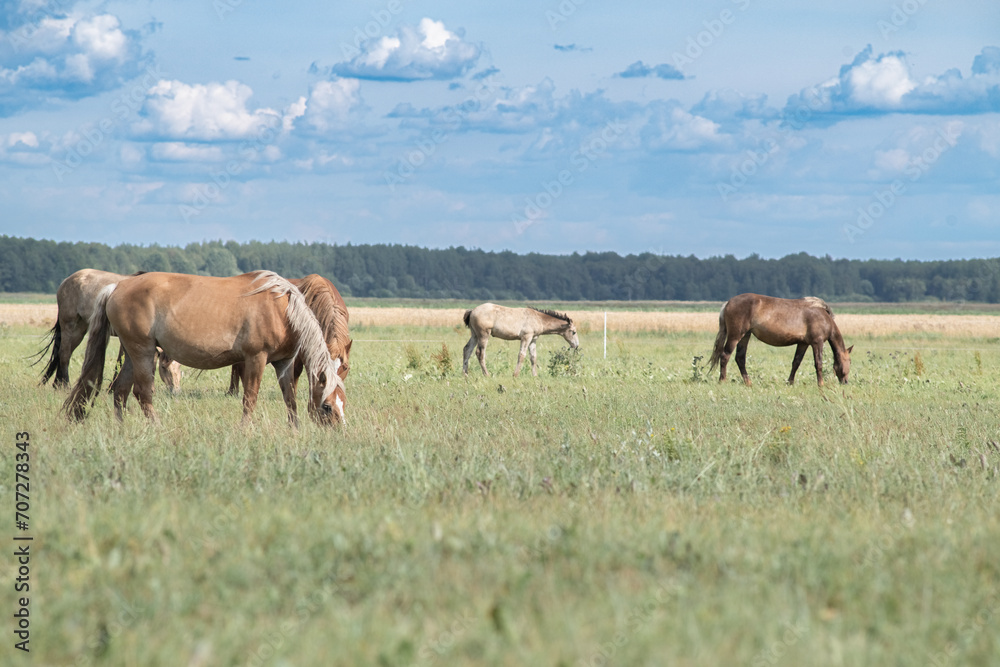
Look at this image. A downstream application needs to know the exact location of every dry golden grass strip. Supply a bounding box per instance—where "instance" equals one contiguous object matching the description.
[0,304,57,327]
[350,307,1000,337]
[5,304,1000,337]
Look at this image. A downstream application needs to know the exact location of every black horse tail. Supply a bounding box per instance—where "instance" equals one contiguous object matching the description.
[35,321,62,386]
[463,309,472,328]
[63,286,115,421]
[707,302,728,372]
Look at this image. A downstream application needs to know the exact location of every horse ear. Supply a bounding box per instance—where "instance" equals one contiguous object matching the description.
[847,345,854,353]
[344,339,353,354]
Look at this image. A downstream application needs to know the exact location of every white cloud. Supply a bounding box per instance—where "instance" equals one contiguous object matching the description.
[72,14,128,61]
[787,46,1000,120]
[293,78,363,134]
[0,10,148,115]
[0,129,52,165]
[149,142,224,162]
[332,18,480,81]
[133,80,281,141]
[844,53,914,107]
[641,104,725,151]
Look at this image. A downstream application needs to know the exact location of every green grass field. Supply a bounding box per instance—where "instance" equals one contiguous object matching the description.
[2,323,999,666]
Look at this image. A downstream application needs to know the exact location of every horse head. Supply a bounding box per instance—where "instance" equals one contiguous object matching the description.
[561,321,580,349]
[834,344,854,384]
[337,339,353,381]
[310,358,346,426]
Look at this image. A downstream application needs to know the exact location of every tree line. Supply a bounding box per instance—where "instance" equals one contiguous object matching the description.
[2,235,999,303]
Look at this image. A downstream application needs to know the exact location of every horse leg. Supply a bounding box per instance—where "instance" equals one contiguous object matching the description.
[111,350,134,421]
[528,338,538,377]
[477,335,490,377]
[462,334,477,376]
[57,317,86,388]
[735,332,753,386]
[156,349,181,395]
[514,338,530,377]
[718,330,743,382]
[239,354,267,423]
[130,347,159,422]
[812,343,825,386]
[227,363,243,396]
[273,358,298,427]
[787,343,808,385]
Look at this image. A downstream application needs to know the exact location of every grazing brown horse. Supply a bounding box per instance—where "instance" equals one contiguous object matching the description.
[226,274,351,396]
[63,271,345,426]
[36,269,180,392]
[708,293,852,386]
[462,304,579,377]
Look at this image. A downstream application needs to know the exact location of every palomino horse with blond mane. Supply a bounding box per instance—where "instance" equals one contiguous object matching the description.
[64,271,345,426]
[226,273,351,396]
[708,293,853,386]
[463,304,579,377]
[36,268,180,391]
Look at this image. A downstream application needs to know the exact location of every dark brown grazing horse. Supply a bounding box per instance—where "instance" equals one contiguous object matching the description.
[36,268,180,391]
[708,293,853,386]
[63,271,345,426]
[226,274,350,396]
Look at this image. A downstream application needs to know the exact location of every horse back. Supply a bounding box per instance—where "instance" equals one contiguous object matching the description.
[58,269,124,323]
[726,293,834,345]
[107,272,295,367]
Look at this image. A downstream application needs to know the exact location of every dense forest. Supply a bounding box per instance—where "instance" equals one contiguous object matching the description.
[2,236,999,302]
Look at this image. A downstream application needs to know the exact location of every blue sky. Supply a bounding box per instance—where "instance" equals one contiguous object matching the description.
[0,0,998,260]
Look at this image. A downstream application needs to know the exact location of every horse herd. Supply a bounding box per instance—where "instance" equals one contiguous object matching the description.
[36,269,853,428]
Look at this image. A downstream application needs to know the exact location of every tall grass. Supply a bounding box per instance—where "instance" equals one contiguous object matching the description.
[2,325,999,665]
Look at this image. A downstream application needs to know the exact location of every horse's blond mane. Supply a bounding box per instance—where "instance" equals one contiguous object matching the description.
[295,274,349,353]
[245,271,340,395]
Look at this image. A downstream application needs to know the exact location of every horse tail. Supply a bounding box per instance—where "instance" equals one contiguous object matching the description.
[35,320,62,385]
[463,309,472,328]
[708,302,728,372]
[63,285,115,421]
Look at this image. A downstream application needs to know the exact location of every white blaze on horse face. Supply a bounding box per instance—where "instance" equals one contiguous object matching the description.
[335,393,345,424]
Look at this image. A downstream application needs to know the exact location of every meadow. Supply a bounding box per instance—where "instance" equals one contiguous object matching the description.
[1,304,999,666]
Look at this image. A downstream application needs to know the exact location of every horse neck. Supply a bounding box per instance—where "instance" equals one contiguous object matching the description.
[535,312,568,334]
[827,321,847,359]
